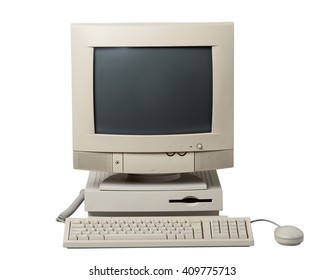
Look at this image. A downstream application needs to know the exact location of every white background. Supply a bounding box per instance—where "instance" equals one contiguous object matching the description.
[0,0,324,279]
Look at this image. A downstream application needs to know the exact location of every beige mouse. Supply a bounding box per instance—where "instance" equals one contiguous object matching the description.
[274,225,304,246]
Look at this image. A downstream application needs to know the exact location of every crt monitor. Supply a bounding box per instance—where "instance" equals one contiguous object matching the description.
[71,23,234,174]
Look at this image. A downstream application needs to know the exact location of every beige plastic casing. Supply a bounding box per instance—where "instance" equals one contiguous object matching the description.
[71,23,234,173]
[84,170,222,215]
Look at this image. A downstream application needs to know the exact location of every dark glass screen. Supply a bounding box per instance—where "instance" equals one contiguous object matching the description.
[94,47,212,135]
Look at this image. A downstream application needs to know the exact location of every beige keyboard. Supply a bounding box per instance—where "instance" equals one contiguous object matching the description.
[63,216,254,248]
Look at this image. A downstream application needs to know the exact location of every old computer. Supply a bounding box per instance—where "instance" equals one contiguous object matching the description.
[58,23,303,248]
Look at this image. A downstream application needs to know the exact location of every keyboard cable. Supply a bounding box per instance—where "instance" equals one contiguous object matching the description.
[56,189,85,223]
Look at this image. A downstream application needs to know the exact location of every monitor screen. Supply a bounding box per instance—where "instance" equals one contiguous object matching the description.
[93,47,212,135]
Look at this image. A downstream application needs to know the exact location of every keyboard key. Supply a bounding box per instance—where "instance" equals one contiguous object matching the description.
[105,233,166,240]
[89,234,104,240]
[78,235,89,240]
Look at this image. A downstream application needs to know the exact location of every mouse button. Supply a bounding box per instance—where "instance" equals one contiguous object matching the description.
[275,225,303,239]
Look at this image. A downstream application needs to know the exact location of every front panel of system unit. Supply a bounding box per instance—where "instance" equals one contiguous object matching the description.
[84,170,223,213]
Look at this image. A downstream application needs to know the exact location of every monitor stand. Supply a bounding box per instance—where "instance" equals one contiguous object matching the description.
[99,173,207,191]
[84,170,223,217]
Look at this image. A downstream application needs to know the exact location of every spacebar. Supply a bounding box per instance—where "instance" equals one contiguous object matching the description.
[105,234,167,240]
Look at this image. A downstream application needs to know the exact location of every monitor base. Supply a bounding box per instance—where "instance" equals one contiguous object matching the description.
[99,173,207,191]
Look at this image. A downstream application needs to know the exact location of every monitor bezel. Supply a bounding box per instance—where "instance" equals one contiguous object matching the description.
[71,23,233,153]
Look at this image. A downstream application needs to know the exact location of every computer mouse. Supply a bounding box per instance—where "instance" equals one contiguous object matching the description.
[274,225,304,246]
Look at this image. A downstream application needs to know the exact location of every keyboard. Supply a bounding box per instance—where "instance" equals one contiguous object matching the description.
[63,216,254,248]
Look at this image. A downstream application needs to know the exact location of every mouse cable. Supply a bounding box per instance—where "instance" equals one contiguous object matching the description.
[251,219,280,227]
[56,189,85,223]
